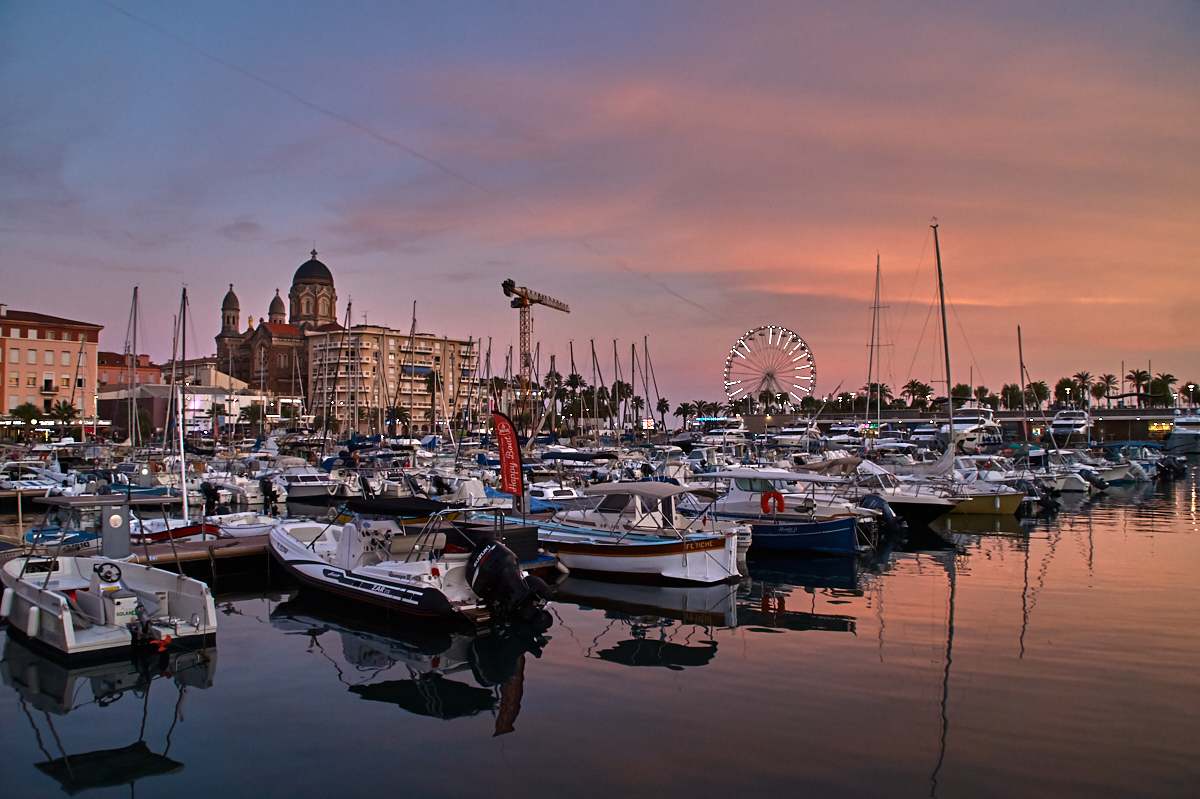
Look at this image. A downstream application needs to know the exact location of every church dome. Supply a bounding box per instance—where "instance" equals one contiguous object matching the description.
[294,249,333,283]
[222,284,240,311]
[269,289,286,317]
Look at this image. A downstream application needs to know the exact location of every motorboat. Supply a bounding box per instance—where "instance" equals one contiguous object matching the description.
[269,464,362,505]
[1048,411,1090,443]
[204,510,282,538]
[938,409,1004,453]
[1165,413,1200,455]
[268,503,550,627]
[531,482,743,584]
[1,553,218,661]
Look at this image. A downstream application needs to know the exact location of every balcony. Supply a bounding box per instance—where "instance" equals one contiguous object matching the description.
[40,380,58,395]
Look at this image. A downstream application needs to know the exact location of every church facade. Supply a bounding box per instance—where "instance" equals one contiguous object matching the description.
[215,250,341,399]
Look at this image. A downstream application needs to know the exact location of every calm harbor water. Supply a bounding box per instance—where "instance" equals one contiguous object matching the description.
[2,468,1198,798]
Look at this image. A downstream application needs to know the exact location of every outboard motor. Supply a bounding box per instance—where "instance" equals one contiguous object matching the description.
[1079,468,1108,491]
[200,481,221,516]
[1016,479,1059,513]
[858,493,906,538]
[259,478,280,513]
[1156,457,1187,480]
[1033,477,1061,499]
[466,538,553,626]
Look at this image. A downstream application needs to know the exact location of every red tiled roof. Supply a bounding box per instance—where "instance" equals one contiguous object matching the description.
[2,309,102,328]
[259,322,302,336]
[313,322,344,332]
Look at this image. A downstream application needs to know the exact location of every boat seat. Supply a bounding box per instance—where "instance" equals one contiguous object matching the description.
[389,532,447,556]
[65,593,97,628]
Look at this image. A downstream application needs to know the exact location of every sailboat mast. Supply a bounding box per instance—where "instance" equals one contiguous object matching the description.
[866,255,878,444]
[1017,325,1029,443]
[932,224,953,452]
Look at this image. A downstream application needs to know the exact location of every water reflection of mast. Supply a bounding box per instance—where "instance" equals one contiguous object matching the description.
[930,549,957,798]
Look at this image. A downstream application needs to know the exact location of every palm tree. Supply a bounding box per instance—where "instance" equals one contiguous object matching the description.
[656,397,670,431]
[1156,373,1178,407]
[387,405,410,437]
[48,399,80,436]
[1025,381,1050,410]
[973,385,990,406]
[1096,374,1118,408]
[673,402,695,429]
[1072,372,1092,408]
[1000,384,1023,410]
[11,402,41,440]
[756,389,774,413]
[1054,377,1080,407]
[1126,369,1150,408]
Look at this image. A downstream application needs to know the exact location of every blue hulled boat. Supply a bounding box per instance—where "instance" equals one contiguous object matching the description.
[749,516,858,555]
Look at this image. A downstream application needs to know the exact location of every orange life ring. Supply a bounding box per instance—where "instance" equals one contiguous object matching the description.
[761,491,785,514]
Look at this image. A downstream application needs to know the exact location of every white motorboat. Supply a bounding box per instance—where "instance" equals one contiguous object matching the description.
[1165,413,1200,455]
[205,511,282,538]
[268,509,550,627]
[1,554,218,661]
[270,465,362,505]
[938,409,1004,453]
[532,482,742,584]
[1048,410,1090,442]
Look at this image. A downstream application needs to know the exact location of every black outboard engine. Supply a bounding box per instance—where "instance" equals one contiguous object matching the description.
[1016,478,1059,513]
[1079,468,1108,491]
[466,538,553,626]
[1155,457,1187,480]
[1033,477,1062,499]
[200,481,221,516]
[259,478,280,514]
[858,493,906,538]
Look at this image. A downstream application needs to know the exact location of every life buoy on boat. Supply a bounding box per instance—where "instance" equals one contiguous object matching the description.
[761,491,785,514]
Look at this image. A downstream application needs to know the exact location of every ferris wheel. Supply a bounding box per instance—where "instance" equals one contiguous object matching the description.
[724,325,816,408]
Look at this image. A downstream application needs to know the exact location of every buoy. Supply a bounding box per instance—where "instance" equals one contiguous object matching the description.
[761,491,785,514]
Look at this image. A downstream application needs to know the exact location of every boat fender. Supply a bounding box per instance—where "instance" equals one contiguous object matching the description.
[0,587,13,618]
[26,606,40,638]
[761,491,785,514]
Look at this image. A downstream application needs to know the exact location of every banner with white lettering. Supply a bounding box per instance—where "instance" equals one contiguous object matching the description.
[492,411,524,501]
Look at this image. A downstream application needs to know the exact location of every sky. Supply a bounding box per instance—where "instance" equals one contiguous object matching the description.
[2,1,1198,410]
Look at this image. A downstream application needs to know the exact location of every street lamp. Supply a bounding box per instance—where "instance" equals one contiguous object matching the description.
[1065,386,1072,408]
[1189,383,1196,407]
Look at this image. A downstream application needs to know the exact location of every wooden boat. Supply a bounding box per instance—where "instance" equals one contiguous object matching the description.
[531,482,742,584]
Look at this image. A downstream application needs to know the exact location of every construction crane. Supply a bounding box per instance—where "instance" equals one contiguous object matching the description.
[501,278,569,427]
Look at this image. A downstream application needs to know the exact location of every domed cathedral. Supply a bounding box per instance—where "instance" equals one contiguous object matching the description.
[215,251,342,399]
[288,250,338,331]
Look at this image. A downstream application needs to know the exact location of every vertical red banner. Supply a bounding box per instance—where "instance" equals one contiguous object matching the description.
[492,411,524,500]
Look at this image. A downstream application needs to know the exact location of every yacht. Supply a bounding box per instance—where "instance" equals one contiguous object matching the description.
[1048,410,1090,443]
[938,408,1004,453]
[1164,413,1200,455]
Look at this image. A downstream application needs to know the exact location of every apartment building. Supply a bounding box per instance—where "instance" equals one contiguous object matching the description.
[308,325,483,435]
[0,305,102,419]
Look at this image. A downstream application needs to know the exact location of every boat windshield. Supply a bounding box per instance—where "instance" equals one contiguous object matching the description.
[734,477,780,493]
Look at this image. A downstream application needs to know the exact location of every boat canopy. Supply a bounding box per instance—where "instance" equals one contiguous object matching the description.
[699,468,844,484]
[581,482,719,501]
[540,451,619,462]
[345,496,461,517]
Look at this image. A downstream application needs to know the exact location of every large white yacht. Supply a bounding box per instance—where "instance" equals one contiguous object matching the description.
[1165,413,1200,455]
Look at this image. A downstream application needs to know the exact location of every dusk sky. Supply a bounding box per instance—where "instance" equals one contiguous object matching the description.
[3,1,1198,409]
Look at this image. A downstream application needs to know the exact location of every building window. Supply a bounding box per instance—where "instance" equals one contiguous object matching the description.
[319,299,328,316]
[63,332,72,342]
[77,377,85,388]
[78,352,85,366]
[26,350,36,364]
[7,396,15,411]
[27,374,36,387]
[118,373,125,383]
[46,331,55,341]
[8,348,16,364]
[304,299,311,314]
[7,372,16,386]
[61,351,69,365]
[278,353,288,369]
[101,371,108,383]
[61,375,70,388]
[44,350,53,365]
